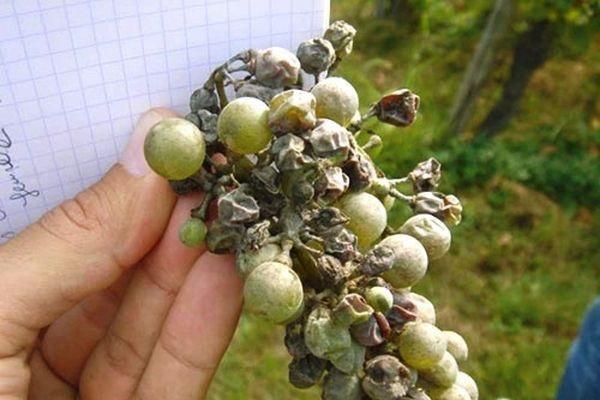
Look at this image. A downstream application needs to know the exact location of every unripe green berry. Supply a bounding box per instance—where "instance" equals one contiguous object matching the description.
[428,384,471,400]
[378,234,428,289]
[400,214,451,260]
[335,192,387,250]
[443,331,469,363]
[365,286,394,313]
[217,97,273,154]
[178,218,207,247]
[244,261,304,324]
[419,352,458,388]
[312,77,359,127]
[144,117,206,180]
[397,322,446,369]
[456,372,479,400]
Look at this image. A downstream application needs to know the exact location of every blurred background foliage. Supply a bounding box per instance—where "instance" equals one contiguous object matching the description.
[207,1,599,399]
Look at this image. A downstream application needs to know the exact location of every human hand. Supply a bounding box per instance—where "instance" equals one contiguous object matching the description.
[0,109,243,400]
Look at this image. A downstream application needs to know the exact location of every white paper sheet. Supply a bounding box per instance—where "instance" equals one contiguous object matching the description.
[0,0,330,239]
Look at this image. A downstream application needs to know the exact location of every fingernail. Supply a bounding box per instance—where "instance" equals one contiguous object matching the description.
[120,108,176,177]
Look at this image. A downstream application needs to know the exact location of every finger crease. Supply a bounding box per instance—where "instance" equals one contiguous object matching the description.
[140,267,179,299]
[159,336,216,373]
[103,329,146,379]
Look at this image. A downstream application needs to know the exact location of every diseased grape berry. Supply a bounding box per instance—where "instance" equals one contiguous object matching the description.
[296,37,336,75]
[397,322,447,369]
[269,89,317,134]
[428,384,471,400]
[312,77,359,127]
[217,97,272,154]
[335,192,387,250]
[254,47,301,88]
[455,372,479,400]
[178,218,207,247]
[419,351,459,388]
[400,214,452,260]
[370,234,429,289]
[243,262,304,324]
[145,19,476,400]
[443,331,469,363]
[144,117,206,180]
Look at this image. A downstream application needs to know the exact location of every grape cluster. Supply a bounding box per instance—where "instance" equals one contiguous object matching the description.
[143,20,478,400]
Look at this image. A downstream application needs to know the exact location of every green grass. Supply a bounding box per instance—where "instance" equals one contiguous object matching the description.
[207,2,599,399]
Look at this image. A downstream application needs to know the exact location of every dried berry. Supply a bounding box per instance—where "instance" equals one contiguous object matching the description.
[235,80,282,103]
[409,158,442,193]
[309,119,351,162]
[144,117,206,180]
[366,89,420,127]
[304,306,352,360]
[361,355,413,400]
[332,293,374,327]
[189,87,220,113]
[297,38,336,76]
[288,353,327,389]
[324,20,357,59]
[322,369,364,400]
[254,47,301,88]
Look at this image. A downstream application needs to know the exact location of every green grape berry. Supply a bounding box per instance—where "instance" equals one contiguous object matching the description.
[304,306,352,360]
[335,192,387,250]
[365,286,394,313]
[456,372,479,400]
[397,322,446,369]
[217,97,273,154]
[419,352,458,388]
[428,384,471,400]
[378,234,428,289]
[144,117,206,180]
[311,77,359,127]
[244,261,304,324]
[400,214,451,260]
[443,331,469,363]
[178,218,207,247]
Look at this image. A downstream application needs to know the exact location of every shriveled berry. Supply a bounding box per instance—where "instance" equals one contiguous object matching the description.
[332,293,373,327]
[443,331,469,363]
[269,89,317,133]
[361,355,413,400]
[144,117,206,180]
[329,339,366,374]
[288,354,327,389]
[304,306,352,360]
[244,262,304,324]
[419,352,458,388]
[393,292,437,325]
[178,218,207,247]
[455,372,479,400]
[397,322,446,369]
[217,97,272,154]
[400,214,451,260]
[254,47,301,88]
[312,77,359,127]
[309,119,351,162]
[235,80,281,103]
[379,234,428,288]
[324,20,357,58]
[335,192,387,250]
[428,384,471,400]
[322,369,364,400]
[296,38,336,75]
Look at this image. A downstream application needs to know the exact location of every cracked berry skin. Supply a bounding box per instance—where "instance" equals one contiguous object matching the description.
[217,97,273,154]
[244,261,304,324]
[144,117,206,180]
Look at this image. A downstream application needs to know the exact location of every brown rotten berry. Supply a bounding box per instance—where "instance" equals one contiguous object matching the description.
[366,89,420,127]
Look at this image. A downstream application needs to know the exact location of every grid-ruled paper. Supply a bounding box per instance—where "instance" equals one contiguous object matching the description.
[0,0,330,240]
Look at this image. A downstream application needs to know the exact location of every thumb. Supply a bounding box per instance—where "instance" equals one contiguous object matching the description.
[0,108,178,344]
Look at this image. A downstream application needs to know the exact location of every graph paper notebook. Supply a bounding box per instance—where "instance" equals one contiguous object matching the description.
[0,0,330,240]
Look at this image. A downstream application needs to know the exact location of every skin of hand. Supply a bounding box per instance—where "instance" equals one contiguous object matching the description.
[0,108,243,400]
